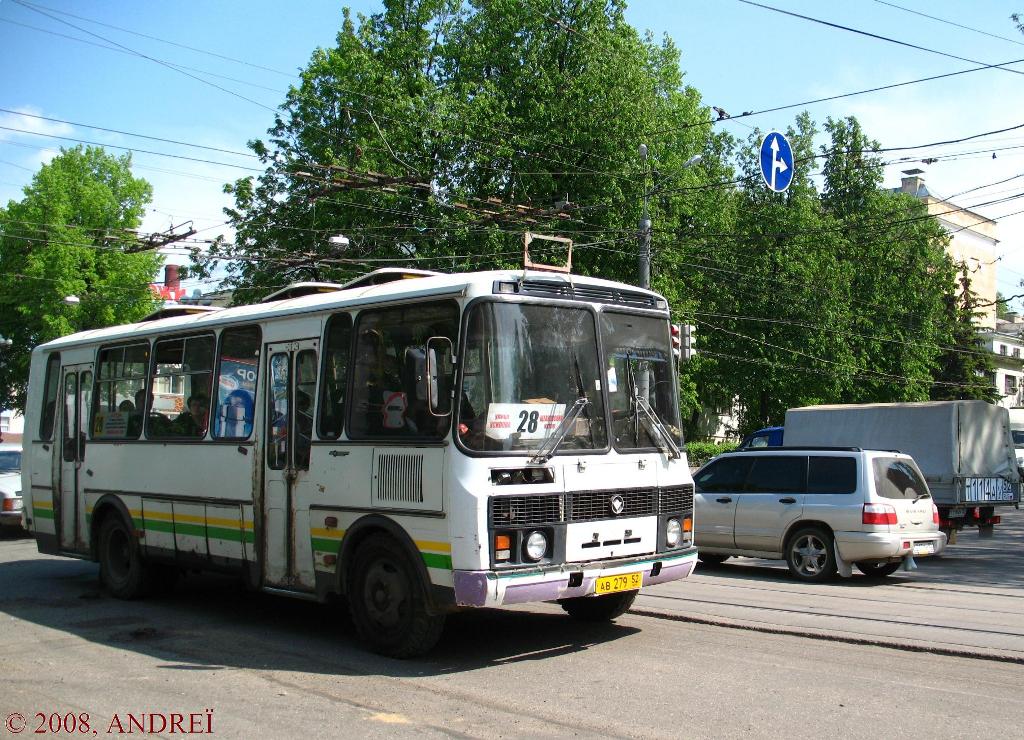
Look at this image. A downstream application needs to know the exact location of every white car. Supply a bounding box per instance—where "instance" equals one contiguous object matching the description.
[0,443,23,529]
[694,447,947,581]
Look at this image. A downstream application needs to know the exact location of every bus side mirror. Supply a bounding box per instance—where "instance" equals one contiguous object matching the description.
[425,336,454,417]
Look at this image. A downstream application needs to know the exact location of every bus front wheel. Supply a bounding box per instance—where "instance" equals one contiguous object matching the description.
[559,590,637,621]
[347,533,445,658]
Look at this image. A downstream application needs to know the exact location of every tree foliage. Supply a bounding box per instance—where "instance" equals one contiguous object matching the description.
[0,146,159,410]
[195,0,724,309]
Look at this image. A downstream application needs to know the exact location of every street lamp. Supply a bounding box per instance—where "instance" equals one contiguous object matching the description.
[63,295,80,305]
[637,149,703,290]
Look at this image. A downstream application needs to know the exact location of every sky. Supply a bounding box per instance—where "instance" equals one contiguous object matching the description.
[2,0,1024,306]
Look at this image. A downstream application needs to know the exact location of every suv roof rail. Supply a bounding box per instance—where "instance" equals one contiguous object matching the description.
[723,446,863,453]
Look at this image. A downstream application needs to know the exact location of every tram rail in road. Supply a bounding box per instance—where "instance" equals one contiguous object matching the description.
[635,512,1024,662]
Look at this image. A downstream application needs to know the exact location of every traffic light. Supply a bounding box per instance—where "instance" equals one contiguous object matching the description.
[671,323,682,361]
[681,323,696,361]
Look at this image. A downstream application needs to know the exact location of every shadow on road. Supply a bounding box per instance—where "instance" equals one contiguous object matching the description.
[0,548,639,677]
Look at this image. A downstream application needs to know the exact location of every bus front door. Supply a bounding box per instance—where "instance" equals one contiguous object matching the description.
[262,340,318,589]
[58,365,92,552]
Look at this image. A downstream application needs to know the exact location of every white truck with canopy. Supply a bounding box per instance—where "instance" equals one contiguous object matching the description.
[783,401,1020,539]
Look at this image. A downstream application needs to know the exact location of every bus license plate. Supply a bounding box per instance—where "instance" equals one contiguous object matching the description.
[912,542,935,556]
[594,572,642,595]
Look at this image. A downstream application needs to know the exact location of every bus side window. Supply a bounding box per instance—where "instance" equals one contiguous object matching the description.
[39,353,61,440]
[213,326,261,440]
[349,302,458,439]
[318,313,351,440]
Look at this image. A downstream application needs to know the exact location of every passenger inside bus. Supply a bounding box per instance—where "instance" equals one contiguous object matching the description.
[173,394,209,437]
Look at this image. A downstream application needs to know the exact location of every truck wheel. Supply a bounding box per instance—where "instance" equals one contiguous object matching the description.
[855,561,901,579]
[347,533,445,658]
[559,590,637,621]
[785,527,837,582]
[98,515,155,599]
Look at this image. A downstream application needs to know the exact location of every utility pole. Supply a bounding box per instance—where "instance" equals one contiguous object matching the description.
[638,144,651,289]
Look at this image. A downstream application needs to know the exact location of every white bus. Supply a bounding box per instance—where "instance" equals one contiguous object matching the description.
[23,267,697,656]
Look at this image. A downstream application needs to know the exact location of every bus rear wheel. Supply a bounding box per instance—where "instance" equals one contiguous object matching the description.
[559,590,637,621]
[348,533,445,658]
[98,515,155,599]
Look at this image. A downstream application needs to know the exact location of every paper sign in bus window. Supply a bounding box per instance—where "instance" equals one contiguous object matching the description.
[485,402,566,441]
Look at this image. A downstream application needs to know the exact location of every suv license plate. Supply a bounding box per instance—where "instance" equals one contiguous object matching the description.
[947,507,965,518]
[595,572,642,595]
[912,542,935,556]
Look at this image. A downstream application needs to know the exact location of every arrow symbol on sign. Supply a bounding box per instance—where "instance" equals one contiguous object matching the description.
[769,135,788,192]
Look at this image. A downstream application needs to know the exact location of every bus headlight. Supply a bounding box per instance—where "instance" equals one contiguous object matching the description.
[666,518,682,548]
[524,530,548,561]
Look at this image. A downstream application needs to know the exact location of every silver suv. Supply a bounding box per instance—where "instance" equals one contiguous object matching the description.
[693,447,947,581]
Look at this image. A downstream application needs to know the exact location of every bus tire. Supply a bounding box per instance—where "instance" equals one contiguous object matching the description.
[98,515,155,599]
[559,590,637,621]
[347,533,445,658]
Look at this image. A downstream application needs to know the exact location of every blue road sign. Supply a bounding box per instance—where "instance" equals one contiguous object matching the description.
[759,132,794,193]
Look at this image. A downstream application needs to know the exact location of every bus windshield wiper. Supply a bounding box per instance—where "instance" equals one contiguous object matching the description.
[530,395,590,464]
[633,394,681,460]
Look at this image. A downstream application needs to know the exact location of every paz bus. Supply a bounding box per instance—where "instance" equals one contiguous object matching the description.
[22,266,697,657]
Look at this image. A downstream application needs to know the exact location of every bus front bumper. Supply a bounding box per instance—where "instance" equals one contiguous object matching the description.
[452,547,698,608]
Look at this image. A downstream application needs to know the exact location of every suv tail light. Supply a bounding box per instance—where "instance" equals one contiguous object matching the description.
[863,503,897,525]
[932,503,939,525]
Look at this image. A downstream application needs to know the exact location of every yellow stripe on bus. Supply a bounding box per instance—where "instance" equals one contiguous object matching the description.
[34,500,53,510]
[310,527,345,540]
[415,540,451,554]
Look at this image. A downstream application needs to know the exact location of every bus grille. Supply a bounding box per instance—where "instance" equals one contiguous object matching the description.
[490,495,563,527]
[567,488,657,522]
[659,484,694,513]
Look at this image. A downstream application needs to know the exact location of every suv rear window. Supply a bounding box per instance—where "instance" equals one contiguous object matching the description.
[807,456,856,494]
[872,457,930,500]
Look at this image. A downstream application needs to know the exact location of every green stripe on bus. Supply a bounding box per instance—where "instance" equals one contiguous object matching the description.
[421,552,452,570]
[34,508,54,520]
[173,521,206,538]
[311,537,342,554]
[143,518,175,534]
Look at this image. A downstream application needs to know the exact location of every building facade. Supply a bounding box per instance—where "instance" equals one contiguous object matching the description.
[980,316,1024,408]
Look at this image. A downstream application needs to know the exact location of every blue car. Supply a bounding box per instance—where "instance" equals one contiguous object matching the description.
[737,426,783,449]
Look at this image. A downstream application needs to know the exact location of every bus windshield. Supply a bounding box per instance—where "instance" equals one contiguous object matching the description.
[459,302,607,453]
[602,312,682,451]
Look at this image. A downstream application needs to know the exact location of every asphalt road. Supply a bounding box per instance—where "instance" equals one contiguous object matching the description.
[1,524,1022,739]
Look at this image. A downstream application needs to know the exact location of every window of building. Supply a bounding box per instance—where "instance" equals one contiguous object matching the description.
[1005,375,1018,396]
[92,344,149,439]
[349,301,458,439]
[1014,348,1021,358]
[147,334,214,439]
[1000,344,1008,355]
[318,313,352,440]
[212,326,261,440]
[39,353,61,440]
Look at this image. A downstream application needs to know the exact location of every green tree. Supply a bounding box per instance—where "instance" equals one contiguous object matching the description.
[194,0,727,308]
[0,146,159,410]
[820,116,956,404]
[930,265,998,402]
